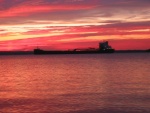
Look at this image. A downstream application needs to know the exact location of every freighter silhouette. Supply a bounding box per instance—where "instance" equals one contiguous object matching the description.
[34,41,115,54]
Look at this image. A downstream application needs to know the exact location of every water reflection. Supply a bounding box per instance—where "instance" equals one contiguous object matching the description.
[0,54,149,113]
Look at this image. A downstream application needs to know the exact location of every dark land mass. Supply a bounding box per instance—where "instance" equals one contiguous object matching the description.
[33,49,115,55]
[67,108,150,113]
[115,49,150,53]
[0,51,33,55]
[0,49,149,55]
[0,41,149,55]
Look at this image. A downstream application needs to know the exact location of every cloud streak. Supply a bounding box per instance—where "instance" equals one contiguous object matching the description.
[0,0,150,51]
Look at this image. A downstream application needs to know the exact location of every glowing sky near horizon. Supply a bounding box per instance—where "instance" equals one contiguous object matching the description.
[0,0,150,51]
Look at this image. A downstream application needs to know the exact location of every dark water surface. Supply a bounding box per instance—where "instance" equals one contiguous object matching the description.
[0,53,149,113]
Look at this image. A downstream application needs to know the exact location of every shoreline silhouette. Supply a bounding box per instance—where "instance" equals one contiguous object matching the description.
[0,49,149,55]
[0,41,149,55]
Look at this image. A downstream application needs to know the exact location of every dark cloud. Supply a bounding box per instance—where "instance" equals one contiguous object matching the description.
[101,21,150,29]
[0,29,5,32]
[99,0,150,7]
[0,0,149,25]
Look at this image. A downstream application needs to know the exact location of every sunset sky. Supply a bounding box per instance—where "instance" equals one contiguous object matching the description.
[0,0,150,51]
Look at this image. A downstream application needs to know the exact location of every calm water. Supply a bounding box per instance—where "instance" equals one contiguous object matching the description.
[0,53,149,113]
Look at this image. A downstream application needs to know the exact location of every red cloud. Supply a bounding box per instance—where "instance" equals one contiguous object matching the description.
[0,37,150,51]
[64,23,150,36]
[20,21,150,37]
[0,4,96,18]
[110,39,150,50]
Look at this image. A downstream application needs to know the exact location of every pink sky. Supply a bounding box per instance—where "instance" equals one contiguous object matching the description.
[0,0,150,51]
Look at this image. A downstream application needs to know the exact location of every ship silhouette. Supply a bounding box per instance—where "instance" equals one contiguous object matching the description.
[34,41,115,54]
